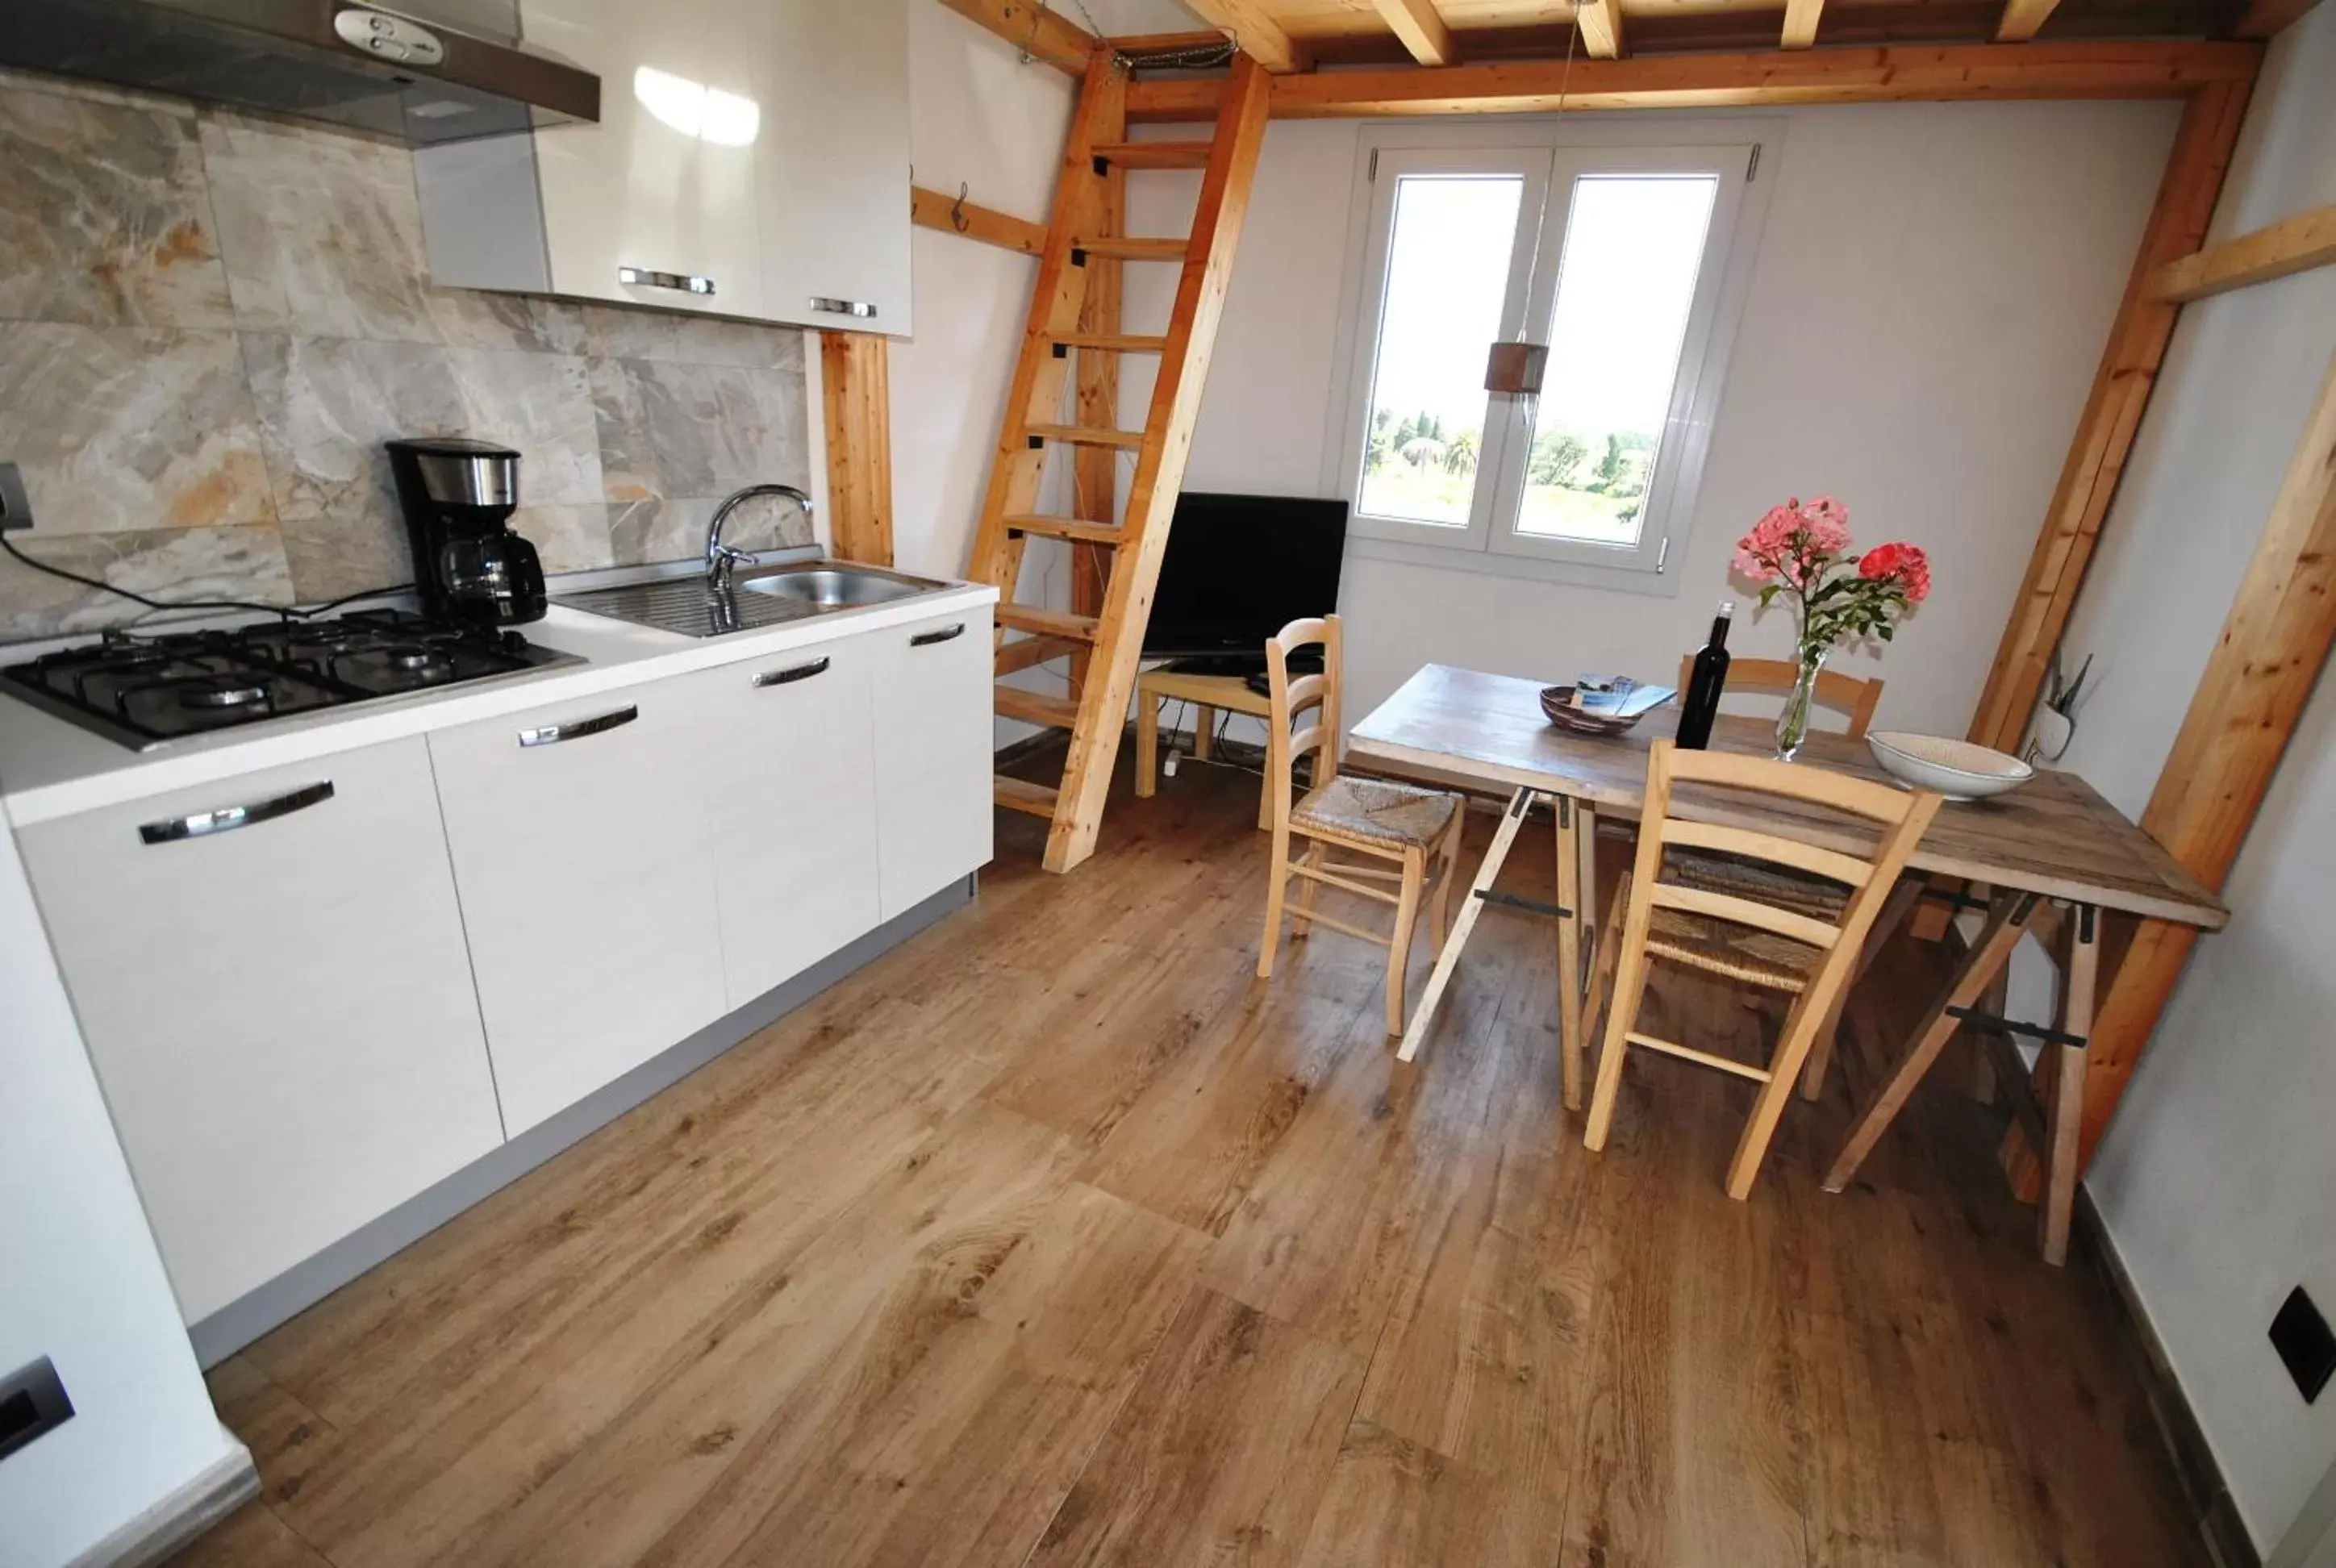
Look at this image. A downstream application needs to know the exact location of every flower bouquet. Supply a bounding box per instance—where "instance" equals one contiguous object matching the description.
[1731,496,1931,758]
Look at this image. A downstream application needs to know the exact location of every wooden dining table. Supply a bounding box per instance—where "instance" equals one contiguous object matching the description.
[1348,664,2229,1262]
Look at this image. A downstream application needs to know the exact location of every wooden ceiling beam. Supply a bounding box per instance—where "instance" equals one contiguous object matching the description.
[1782,0,1825,48]
[1994,0,2062,39]
[932,0,1095,74]
[1219,40,2257,119]
[2238,0,2324,32]
[2147,202,2336,302]
[1373,0,1458,66]
[1576,0,1627,57]
[1177,0,1312,71]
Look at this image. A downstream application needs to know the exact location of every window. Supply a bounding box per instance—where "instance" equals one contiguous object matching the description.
[1335,127,1770,590]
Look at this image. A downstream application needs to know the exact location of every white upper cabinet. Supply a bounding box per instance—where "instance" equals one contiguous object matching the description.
[19,739,505,1324]
[524,0,767,318]
[413,0,908,332]
[757,0,911,333]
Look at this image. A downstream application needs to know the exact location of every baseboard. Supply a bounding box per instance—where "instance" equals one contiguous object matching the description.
[188,875,975,1367]
[69,1434,257,1568]
[2074,1189,2260,1568]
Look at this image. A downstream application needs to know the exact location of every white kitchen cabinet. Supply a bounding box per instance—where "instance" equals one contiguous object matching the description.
[413,0,909,332]
[756,0,911,332]
[871,608,994,918]
[18,738,503,1324]
[688,632,882,1005]
[429,682,727,1136]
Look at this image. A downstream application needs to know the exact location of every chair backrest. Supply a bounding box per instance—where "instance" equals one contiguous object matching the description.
[1263,614,1342,830]
[1677,654,1883,739]
[1626,739,1941,996]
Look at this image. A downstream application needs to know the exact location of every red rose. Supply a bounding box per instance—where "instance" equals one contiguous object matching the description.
[1859,541,1931,603]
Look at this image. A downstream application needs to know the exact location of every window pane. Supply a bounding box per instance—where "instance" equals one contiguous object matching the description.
[1516,174,1718,544]
[1357,175,1523,528]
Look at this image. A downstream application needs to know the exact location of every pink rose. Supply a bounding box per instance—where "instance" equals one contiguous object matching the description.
[1859,540,1931,603]
[1800,494,1852,557]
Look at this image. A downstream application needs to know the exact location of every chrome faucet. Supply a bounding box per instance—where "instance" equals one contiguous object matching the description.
[705,483,814,589]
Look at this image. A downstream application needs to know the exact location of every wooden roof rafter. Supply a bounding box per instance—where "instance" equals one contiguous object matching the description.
[933,0,1095,73]
[1114,40,2260,122]
[1780,0,1824,48]
[1373,0,1458,65]
[1178,0,1313,71]
[1995,0,2063,41]
[1576,0,1626,56]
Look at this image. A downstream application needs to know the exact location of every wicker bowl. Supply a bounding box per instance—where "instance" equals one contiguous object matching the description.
[1540,685,1658,737]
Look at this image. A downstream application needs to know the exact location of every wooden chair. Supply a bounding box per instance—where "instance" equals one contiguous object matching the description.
[1675,655,1883,738]
[1582,740,1941,1199]
[1674,653,1890,1099]
[1256,615,1466,1037]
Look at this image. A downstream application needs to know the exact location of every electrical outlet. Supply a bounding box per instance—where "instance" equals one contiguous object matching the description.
[0,461,31,532]
[0,1357,73,1463]
[2271,1286,2335,1403]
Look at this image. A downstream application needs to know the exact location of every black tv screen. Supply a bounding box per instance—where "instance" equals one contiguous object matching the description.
[1141,492,1349,665]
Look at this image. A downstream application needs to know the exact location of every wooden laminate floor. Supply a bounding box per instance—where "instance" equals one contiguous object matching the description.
[177,755,2206,1568]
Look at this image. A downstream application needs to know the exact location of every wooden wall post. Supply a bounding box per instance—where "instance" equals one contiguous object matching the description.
[820,331,894,567]
[1964,78,2252,753]
[2058,351,2336,1170]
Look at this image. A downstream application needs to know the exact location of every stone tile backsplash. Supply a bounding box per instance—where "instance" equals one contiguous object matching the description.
[0,71,815,640]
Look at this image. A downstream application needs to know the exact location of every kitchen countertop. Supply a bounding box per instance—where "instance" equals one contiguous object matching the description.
[0,575,999,828]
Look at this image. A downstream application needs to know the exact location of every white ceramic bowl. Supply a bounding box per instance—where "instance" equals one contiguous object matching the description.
[1866,731,2034,802]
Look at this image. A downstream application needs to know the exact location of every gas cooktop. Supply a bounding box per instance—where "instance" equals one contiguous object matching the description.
[1,608,582,752]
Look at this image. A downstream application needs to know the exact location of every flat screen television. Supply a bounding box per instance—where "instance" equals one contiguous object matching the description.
[1141,492,1349,670]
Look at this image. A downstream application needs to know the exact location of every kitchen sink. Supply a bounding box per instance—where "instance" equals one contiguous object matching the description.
[553,562,949,638]
[736,568,928,608]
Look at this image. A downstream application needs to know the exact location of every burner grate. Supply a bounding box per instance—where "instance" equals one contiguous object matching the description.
[1,608,582,750]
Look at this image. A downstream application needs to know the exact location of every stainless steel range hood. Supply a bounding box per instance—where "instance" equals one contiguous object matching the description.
[0,0,599,145]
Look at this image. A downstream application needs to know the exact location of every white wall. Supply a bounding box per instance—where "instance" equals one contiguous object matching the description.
[1149,99,2180,736]
[894,32,2182,742]
[2052,6,2336,1553]
[0,824,244,1564]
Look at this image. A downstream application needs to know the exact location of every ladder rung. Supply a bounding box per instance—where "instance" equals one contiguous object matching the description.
[1049,333,1169,354]
[995,686,1082,729]
[1093,141,1212,169]
[995,633,1087,677]
[1006,514,1124,545]
[1025,423,1146,450]
[995,774,1061,818]
[996,603,1100,640]
[1074,236,1188,261]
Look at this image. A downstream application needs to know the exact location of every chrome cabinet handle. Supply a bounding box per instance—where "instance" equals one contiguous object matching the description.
[909,623,966,648]
[810,296,877,319]
[140,781,334,844]
[518,705,638,748]
[619,266,715,297]
[753,657,830,688]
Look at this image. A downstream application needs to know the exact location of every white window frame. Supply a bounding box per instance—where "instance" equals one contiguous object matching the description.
[1323,117,1781,598]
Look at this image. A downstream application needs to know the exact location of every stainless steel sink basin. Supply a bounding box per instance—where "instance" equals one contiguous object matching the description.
[736,568,927,608]
[553,562,949,638]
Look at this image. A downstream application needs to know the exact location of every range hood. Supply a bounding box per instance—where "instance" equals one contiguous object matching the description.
[0,0,599,145]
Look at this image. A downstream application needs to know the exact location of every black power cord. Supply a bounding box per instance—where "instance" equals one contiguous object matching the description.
[1,532,412,623]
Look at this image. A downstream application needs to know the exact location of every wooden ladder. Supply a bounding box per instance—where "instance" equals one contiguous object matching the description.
[970,49,1271,874]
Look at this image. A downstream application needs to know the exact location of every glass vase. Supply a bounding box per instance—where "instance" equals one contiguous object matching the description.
[1775,646,1826,761]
